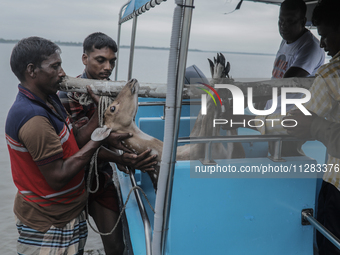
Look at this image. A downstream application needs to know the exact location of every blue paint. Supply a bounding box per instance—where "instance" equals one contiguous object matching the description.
[117,97,326,255]
[167,159,316,255]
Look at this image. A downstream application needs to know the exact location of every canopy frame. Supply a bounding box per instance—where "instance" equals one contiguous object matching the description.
[114,0,167,81]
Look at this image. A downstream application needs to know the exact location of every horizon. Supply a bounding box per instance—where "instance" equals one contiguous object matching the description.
[0,38,276,56]
[0,0,281,53]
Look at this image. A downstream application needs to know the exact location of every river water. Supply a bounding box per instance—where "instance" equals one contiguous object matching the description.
[0,42,275,253]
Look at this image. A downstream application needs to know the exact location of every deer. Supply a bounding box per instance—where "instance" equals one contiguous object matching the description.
[103,54,245,190]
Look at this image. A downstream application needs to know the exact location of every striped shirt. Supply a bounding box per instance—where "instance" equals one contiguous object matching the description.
[6,85,87,232]
[256,51,340,190]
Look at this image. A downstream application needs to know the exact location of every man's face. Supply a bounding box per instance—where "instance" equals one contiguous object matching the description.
[35,52,65,95]
[82,46,116,80]
[278,8,306,44]
[317,24,340,57]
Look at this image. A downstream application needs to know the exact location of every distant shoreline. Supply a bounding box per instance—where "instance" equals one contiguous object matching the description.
[0,38,275,57]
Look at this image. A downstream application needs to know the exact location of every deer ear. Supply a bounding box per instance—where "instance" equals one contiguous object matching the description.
[131,85,136,94]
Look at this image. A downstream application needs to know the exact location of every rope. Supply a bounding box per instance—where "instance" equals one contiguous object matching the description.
[86,148,100,194]
[76,93,93,106]
[87,96,112,194]
[87,185,155,236]
[98,96,113,127]
[86,96,154,236]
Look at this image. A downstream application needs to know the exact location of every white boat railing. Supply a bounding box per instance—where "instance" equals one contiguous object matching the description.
[179,134,306,163]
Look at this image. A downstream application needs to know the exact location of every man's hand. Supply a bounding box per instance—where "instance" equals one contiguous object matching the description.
[283,109,318,139]
[118,149,158,173]
[116,163,130,174]
[86,85,100,105]
[106,132,133,153]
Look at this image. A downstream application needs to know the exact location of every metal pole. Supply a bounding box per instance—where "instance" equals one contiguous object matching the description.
[115,2,130,81]
[115,20,121,81]
[178,135,306,144]
[202,141,214,164]
[161,1,194,254]
[128,15,138,80]
[302,211,340,251]
[268,140,285,162]
[129,170,152,255]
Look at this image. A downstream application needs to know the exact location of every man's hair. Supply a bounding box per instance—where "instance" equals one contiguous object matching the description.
[83,32,117,54]
[281,0,307,18]
[312,0,340,30]
[10,36,61,82]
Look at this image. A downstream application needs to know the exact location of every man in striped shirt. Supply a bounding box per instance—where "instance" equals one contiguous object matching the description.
[6,37,146,255]
[225,0,340,253]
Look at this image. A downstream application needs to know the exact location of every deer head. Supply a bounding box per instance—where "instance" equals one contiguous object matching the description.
[104,79,139,132]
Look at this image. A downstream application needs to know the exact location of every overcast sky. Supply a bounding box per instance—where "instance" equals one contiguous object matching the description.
[0,0,319,54]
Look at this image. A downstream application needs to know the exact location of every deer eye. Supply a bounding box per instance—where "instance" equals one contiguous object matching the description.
[110,106,116,112]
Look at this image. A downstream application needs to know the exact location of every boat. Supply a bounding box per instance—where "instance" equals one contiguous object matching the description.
[110,1,338,254]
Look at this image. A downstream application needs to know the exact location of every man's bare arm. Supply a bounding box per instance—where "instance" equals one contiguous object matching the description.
[283,66,310,78]
[38,132,132,191]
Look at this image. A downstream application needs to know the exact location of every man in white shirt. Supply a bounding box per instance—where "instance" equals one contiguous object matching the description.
[265,0,325,114]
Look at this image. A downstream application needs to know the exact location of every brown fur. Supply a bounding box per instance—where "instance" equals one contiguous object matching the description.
[104,78,244,190]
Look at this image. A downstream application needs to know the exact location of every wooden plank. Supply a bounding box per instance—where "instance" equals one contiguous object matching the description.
[59,75,315,99]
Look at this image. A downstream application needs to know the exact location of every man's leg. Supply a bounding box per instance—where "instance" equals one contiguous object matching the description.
[317,181,340,255]
[89,200,125,255]
[16,212,87,255]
